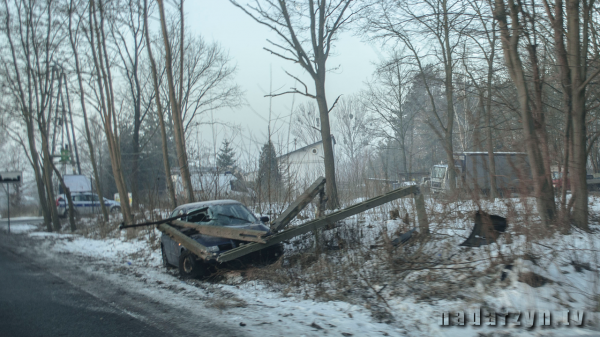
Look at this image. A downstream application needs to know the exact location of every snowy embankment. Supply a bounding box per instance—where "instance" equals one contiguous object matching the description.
[6,194,600,337]
[15,224,400,336]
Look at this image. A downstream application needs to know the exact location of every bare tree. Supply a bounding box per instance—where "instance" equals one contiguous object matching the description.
[461,0,500,199]
[110,0,147,212]
[67,0,109,221]
[88,0,134,225]
[0,0,65,231]
[168,34,243,134]
[155,0,194,203]
[363,52,416,181]
[362,0,473,191]
[492,0,556,226]
[144,0,177,208]
[231,0,360,209]
[291,102,322,147]
[332,95,371,198]
[541,0,598,229]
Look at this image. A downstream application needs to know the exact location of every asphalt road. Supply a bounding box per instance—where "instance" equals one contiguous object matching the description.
[0,247,166,337]
[0,233,247,337]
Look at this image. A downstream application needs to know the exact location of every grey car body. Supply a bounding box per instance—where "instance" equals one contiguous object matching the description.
[160,199,273,268]
[56,192,121,217]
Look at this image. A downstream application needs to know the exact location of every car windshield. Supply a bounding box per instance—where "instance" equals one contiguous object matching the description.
[432,167,446,179]
[207,204,257,226]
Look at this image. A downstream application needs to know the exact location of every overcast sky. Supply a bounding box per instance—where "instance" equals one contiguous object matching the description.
[184,1,383,158]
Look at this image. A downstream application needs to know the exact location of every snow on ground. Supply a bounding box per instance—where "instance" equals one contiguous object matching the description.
[0,223,39,234]
[24,229,402,336]
[7,193,600,337]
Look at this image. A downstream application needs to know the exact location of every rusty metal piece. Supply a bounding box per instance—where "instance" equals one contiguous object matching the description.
[171,219,268,243]
[459,211,507,247]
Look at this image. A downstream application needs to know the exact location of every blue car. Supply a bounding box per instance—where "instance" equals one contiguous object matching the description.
[161,199,283,278]
[56,192,121,217]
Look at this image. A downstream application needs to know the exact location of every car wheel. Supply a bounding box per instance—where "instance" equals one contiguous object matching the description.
[178,250,208,279]
[111,207,121,214]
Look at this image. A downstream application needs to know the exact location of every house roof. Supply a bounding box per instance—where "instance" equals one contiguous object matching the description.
[278,135,336,159]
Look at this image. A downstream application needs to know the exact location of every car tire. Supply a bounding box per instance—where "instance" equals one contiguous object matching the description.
[111,207,121,214]
[178,250,208,279]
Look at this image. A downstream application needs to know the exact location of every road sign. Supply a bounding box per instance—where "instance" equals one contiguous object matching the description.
[1,171,22,234]
[0,171,22,184]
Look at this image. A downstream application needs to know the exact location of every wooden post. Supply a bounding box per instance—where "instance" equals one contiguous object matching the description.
[171,220,268,243]
[314,187,326,252]
[157,223,211,260]
[414,191,429,235]
[217,185,418,263]
[271,177,326,232]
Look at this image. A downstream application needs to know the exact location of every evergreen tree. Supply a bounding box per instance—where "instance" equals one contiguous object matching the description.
[257,140,281,192]
[216,140,236,168]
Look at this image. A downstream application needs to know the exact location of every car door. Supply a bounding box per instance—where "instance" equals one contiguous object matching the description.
[90,194,101,214]
[71,194,83,214]
[80,194,92,215]
[168,209,186,263]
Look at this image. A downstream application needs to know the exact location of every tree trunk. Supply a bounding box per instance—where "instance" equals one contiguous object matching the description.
[493,0,556,226]
[156,0,195,204]
[41,134,61,232]
[27,118,52,231]
[443,0,457,191]
[67,6,109,221]
[484,90,498,200]
[131,95,141,212]
[315,79,339,209]
[567,0,588,230]
[51,163,76,232]
[144,0,177,209]
[89,0,133,225]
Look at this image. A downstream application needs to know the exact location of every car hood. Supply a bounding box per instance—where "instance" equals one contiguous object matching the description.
[191,222,270,248]
[104,199,120,206]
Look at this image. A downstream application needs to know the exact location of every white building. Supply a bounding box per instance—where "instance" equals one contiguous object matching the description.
[278,137,335,191]
[172,167,248,200]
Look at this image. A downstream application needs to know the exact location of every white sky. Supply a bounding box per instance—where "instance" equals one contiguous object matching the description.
[185,1,383,158]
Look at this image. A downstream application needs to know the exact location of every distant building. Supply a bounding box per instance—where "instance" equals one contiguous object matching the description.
[278,136,335,191]
[171,166,250,200]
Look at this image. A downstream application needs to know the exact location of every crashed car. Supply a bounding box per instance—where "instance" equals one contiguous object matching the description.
[160,199,283,278]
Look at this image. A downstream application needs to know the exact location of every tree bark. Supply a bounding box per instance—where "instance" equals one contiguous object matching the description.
[156,0,195,204]
[493,0,556,226]
[144,0,177,209]
[67,1,109,221]
[315,79,340,209]
[567,0,589,230]
[89,0,134,225]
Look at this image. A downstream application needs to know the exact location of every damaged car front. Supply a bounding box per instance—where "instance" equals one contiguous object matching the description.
[160,200,283,278]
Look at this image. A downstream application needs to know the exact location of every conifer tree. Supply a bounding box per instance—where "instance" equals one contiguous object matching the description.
[257,140,281,192]
[216,140,236,168]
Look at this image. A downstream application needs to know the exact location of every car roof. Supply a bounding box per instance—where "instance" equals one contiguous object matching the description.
[172,199,242,213]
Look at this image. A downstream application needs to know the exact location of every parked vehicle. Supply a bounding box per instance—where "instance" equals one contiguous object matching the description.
[430,152,531,196]
[56,192,121,217]
[552,171,570,191]
[160,199,282,278]
[587,173,600,191]
[60,175,92,194]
